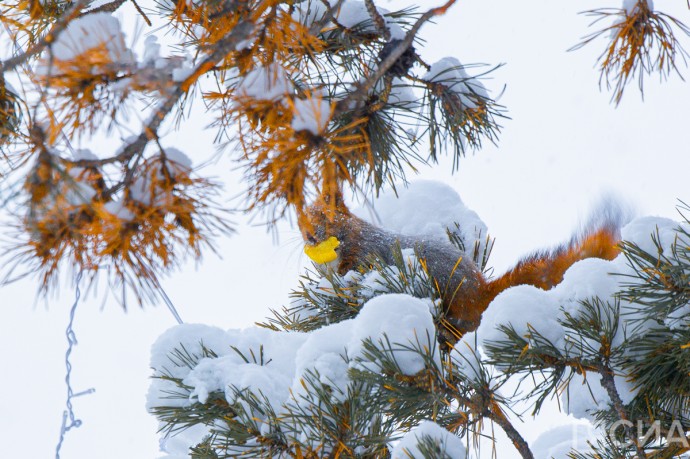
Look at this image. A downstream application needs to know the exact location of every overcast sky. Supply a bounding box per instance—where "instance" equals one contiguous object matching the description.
[1,0,688,457]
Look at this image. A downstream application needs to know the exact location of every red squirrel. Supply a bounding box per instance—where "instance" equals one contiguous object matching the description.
[298,192,623,342]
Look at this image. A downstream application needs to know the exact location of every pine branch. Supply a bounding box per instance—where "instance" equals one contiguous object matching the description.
[152,388,237,436]
[446,382,534,459]
[0,74,23,150]
[211,387,293,459]
[567,436,636,459]
[0,0,90,74]
[617,229,690,318]
[356,334,535,458]
[66,20,255,197]
[646,435,690,459]
[571,5,690,105]
[311,0,346,36]
[333,0,458,118]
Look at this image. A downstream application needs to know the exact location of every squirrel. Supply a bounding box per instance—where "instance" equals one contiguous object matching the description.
[298,191,625,343]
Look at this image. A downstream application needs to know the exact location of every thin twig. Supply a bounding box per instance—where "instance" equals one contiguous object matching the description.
[81,0,127,15]
[130,0,152,26]
[81,0,152,26]
[364,0,390,41]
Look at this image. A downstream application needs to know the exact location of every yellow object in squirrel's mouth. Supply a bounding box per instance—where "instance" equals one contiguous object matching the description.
[304,236,340,264]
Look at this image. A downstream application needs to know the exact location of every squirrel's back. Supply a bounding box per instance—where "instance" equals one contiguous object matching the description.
[351,216,487,326]
[299,195,629,342]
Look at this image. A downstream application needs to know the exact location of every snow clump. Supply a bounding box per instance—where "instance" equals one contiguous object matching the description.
[38,13,134,74]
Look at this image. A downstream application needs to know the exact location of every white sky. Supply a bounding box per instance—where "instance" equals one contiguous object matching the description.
[1,0,689,457]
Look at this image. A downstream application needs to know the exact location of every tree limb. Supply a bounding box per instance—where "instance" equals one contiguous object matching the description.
[486,401,535,459]
[598,363,647,458]
[442,379,534,459]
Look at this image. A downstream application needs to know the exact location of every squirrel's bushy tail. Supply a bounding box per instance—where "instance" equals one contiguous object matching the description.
[479,197,634,309]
